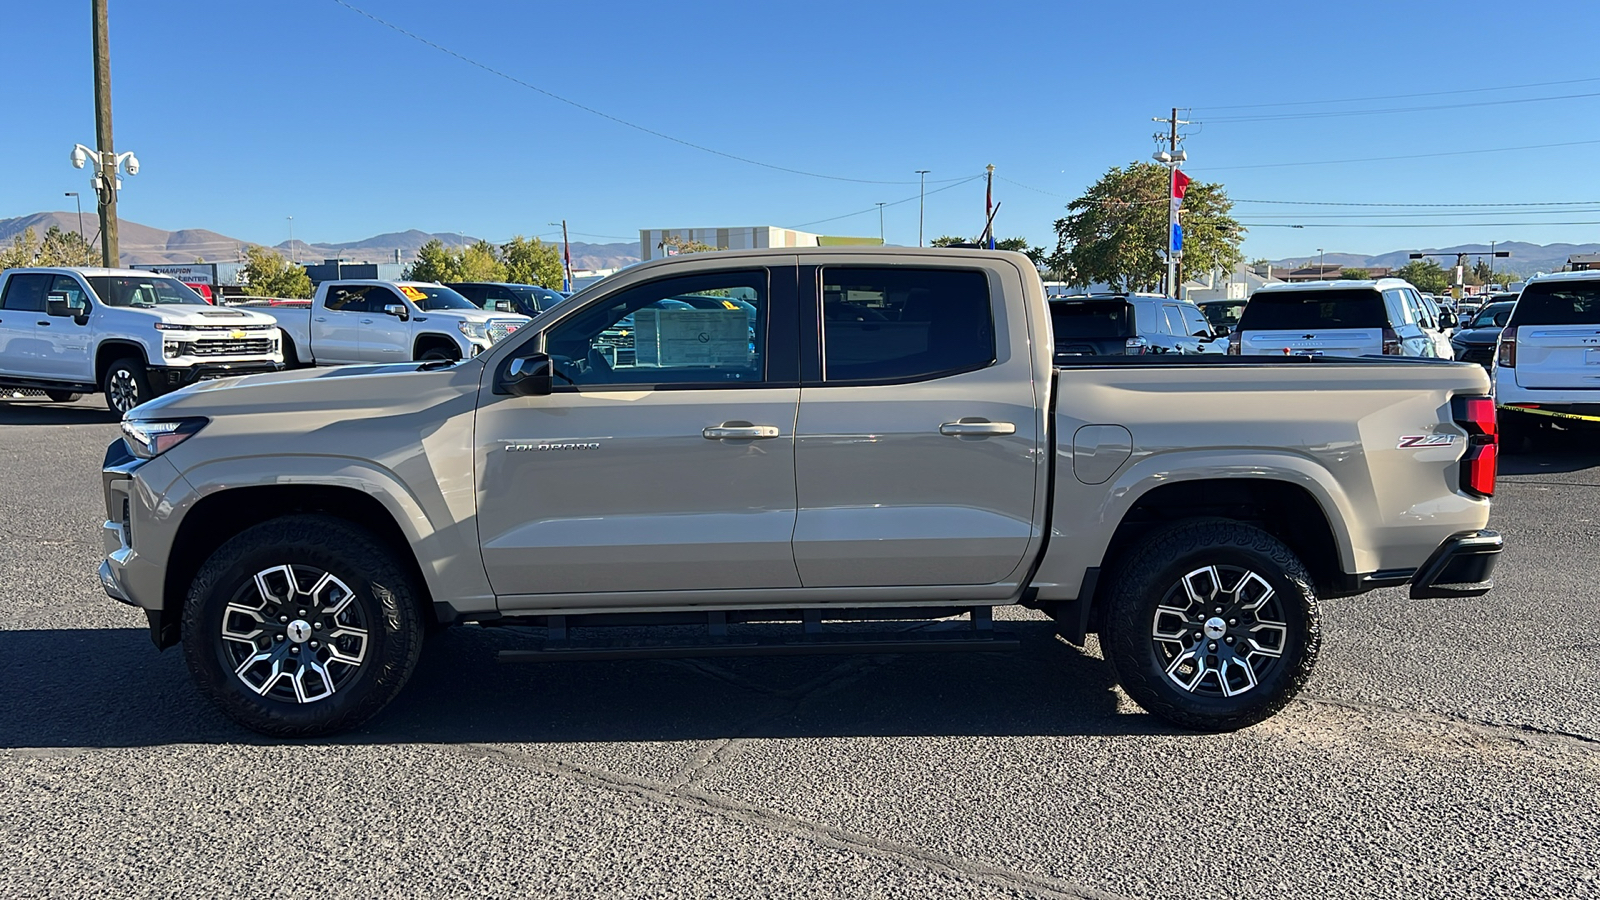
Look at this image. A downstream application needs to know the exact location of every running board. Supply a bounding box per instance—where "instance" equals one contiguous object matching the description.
[496,606,1018,663]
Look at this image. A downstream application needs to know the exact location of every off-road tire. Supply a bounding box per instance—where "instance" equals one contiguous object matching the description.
[44,390,82,403]
[1102,519,1321,731]
[182,514,425,737]
[102,357,152,415]
[418,345,460,362]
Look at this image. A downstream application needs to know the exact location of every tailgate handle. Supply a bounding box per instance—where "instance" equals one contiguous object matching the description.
[940,418,1016,437]
[703,423,780,440]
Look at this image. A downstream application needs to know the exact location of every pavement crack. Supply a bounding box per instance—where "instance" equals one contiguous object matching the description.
[448,742,1121,900]
[1299,696,1600,749]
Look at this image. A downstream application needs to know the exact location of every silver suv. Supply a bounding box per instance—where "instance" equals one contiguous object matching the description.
[1049,293,1215,358]
[1231,278,1452,358]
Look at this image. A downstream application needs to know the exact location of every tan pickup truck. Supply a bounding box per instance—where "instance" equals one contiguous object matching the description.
[98,248,1502,737]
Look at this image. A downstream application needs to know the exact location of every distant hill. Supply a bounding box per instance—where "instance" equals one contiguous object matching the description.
[1268,241,1600,278]
[0,212,642,271]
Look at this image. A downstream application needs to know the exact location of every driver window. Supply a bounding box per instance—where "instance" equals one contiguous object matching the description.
[325,286,375,313]
[543,270,767,388]
[49,275,89,311]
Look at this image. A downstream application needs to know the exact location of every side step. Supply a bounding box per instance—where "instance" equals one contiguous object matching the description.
[496,606,1019,663]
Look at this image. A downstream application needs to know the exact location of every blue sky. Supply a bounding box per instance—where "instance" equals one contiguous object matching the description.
[5,0,1599,263]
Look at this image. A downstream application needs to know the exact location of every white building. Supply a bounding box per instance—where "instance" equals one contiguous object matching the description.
[639,226,879,261]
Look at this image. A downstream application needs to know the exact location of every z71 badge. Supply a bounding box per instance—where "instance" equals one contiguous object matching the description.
[1397,434,1458,449]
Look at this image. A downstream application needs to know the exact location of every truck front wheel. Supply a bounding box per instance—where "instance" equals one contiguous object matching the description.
[181,514,425,737]
[1102,520,1320,732]
[102,357,151,415]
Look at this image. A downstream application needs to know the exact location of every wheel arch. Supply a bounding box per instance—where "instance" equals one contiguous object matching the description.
[413,333,462,360]
[95,340,149,386]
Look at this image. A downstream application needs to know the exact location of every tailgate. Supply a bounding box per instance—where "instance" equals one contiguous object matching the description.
[1240,328,1382,358]
[1513,325,1600,389]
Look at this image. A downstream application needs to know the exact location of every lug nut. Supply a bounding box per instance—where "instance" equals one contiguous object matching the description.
[290,646,299,654]
[310,641,319,649]
[1225,636,1235,645]
[1229,619,1238,626]
[1215,607,1223,614]
[298,609,306,617]
[279,615,289,623]
[275,634,284,642]
[1208,642,1218,651]
[312,622,322,630]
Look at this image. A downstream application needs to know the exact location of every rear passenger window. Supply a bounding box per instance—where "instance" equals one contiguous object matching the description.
[1239,289,1387,330]
[1511,282,1600,325]
[821,267,994,383]
[324,286,375,313]
[1,273,50,312]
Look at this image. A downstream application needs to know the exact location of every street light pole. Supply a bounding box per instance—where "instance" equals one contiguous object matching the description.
[1318,248,1325,273]
[287,216,295,263]
[915,170,930,247]
[65,192,84,259]
[876,202,886,243]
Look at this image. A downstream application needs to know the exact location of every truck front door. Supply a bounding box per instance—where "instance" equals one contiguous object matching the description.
[476,264,802,601]
[358,286,413,361]
[793,262,1043,588]
[38,274,95,381]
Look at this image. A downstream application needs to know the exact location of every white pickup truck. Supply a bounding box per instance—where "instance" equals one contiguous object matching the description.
[239,280,530,366]
[0,267,283,414]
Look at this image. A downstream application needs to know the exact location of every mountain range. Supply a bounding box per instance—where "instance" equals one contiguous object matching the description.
[1267,241,1600,277]
[0,212,642,272]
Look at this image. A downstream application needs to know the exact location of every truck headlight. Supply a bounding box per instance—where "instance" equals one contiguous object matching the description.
[120,418,208,459]
[163,341,183,358]
[457,320,489,343]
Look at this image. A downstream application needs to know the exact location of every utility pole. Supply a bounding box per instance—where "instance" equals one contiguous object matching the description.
[983,164,996,248]
[1152,108,1191,297]
[876,202,886,243]
[65,192,85,258]
[915,170,930,247]
[287,216,295,263]
[561,219,573,292]
[91,0,118,267]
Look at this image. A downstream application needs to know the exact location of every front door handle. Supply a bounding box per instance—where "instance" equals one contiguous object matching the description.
[314,317,327,323]
[939,418,1015,437]
[359,318,373,324]
[703,423,780,440]
[38,321,51,327]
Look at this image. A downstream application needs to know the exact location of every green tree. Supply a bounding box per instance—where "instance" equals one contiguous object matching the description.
[929,235,967,247]
[39,225,97,266]
[659,234,719,255]
[240,245,312,298]
[1339,267,1370,280]
[403,239,462,283]
[500,235,564,288]
[1393,259,1450,294]
[1049,162,1244,291]
[459,239,507,282]
[0,227,40,268]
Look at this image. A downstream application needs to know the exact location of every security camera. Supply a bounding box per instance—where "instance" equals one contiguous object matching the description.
[71,145,88,169]
[125,153,140,176]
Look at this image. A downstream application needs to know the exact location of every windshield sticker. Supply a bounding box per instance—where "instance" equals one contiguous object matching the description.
[399,286,428,302]
[1397,434,1458,449]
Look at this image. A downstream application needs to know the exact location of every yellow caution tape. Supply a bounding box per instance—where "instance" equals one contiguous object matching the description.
[1499,405,1600,424]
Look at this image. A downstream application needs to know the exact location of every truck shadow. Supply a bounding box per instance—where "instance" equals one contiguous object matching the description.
[0,401,119,426]
[0,622,1165,749]
[1499,428,1600,476]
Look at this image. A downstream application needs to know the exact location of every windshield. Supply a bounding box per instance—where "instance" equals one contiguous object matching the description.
[1469,302,1516,329]
[1510,282,1600,326]
[1050,300,1134,340]
[399,285,477,311]
[87,275,208,307]
[508,285,565,312]
[1237,289,1386,330]
[1200,302,1246,329]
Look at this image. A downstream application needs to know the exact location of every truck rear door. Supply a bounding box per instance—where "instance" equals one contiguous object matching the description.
[1508,280,1600,389]
[1237,288,1386,357]
[0,273,51,378]
[315,285,371,363]
[792,262,1042,588]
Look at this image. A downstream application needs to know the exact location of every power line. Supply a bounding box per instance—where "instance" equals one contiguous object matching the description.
[328,0,964,186]
[1234,198,1600,208]
[1204,90,1600,123]
[1196,75,1600,111]
[1238,220,1600,229]
[1240,209,1600,219]
[1190,138,1600,172]
[787,174,986,229]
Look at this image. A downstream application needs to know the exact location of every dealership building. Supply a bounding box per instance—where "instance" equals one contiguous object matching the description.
[639,226,881,261]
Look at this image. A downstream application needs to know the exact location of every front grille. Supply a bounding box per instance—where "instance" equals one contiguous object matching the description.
[1459,345,1494,366]
[188,338,275,357]
[485,319,524,344]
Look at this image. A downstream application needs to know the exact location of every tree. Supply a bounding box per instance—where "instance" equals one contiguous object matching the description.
[1339,267,1370,280]
[500,235,564,288]
[0,227,40,268]
[38,225,97,266]
[930,235,1047,266]
[1393,259,1450,294]
[1049,162,1244,291]
[929,235,967,247]
[404,239,462,283]
[240,245,312,298]
[459,239,507,282]
[659,234,719,255]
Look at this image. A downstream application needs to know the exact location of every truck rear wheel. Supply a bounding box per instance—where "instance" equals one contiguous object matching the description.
[181,514,425,737]
[102,357,151,416]
[1102,519,1320,731]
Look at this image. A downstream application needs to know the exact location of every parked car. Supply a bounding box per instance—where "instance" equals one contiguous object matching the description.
[1494,272,1600,438]
[1229,278,1451,358]
[99,247,1501,738]
[1450,300,1516,366]
[0,267,283,414]
[1049,293,1215,358]
[238,280,530,366]
[446,282,565,319]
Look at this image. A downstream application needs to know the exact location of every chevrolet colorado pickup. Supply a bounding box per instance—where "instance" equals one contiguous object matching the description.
[98,248,1503,737]
[237,280,529,365]
[0,267,282,413]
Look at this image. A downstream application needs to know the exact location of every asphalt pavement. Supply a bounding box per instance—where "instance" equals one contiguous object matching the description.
[1,396,1596,899]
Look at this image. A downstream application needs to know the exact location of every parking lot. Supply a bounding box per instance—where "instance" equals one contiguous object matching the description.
[0,397,1596,899]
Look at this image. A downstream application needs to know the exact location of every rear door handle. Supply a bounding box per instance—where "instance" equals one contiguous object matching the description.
[37,321,51,327]
[359,318,373,324]
[939,418,1015,437]
[703,423,780,440]
[314,317,327,323]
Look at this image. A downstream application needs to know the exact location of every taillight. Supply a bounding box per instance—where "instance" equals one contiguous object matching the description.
[1496,326,1517,368]
[1452,395,1497,497]
[1381,326,1402,355]
[1125,336,1149,355]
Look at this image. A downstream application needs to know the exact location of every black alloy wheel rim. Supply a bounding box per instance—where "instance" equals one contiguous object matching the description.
[1150,565,1290,698]
[219,564,371,704]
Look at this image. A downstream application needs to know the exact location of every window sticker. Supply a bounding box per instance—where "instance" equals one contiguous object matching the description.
[633,308,750,367]
[399,286,428,302]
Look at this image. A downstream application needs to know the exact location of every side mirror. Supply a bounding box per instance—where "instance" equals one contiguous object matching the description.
[383,303,409,321]
[493,299,513,313]
[46,292,72,318]
[1439,311,1457,329]
[500,352,553,396]
[1215,324,1232,336]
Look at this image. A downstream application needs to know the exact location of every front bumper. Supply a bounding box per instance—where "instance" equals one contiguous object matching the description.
[148,361,282,391]
[1409,530,1502,599]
